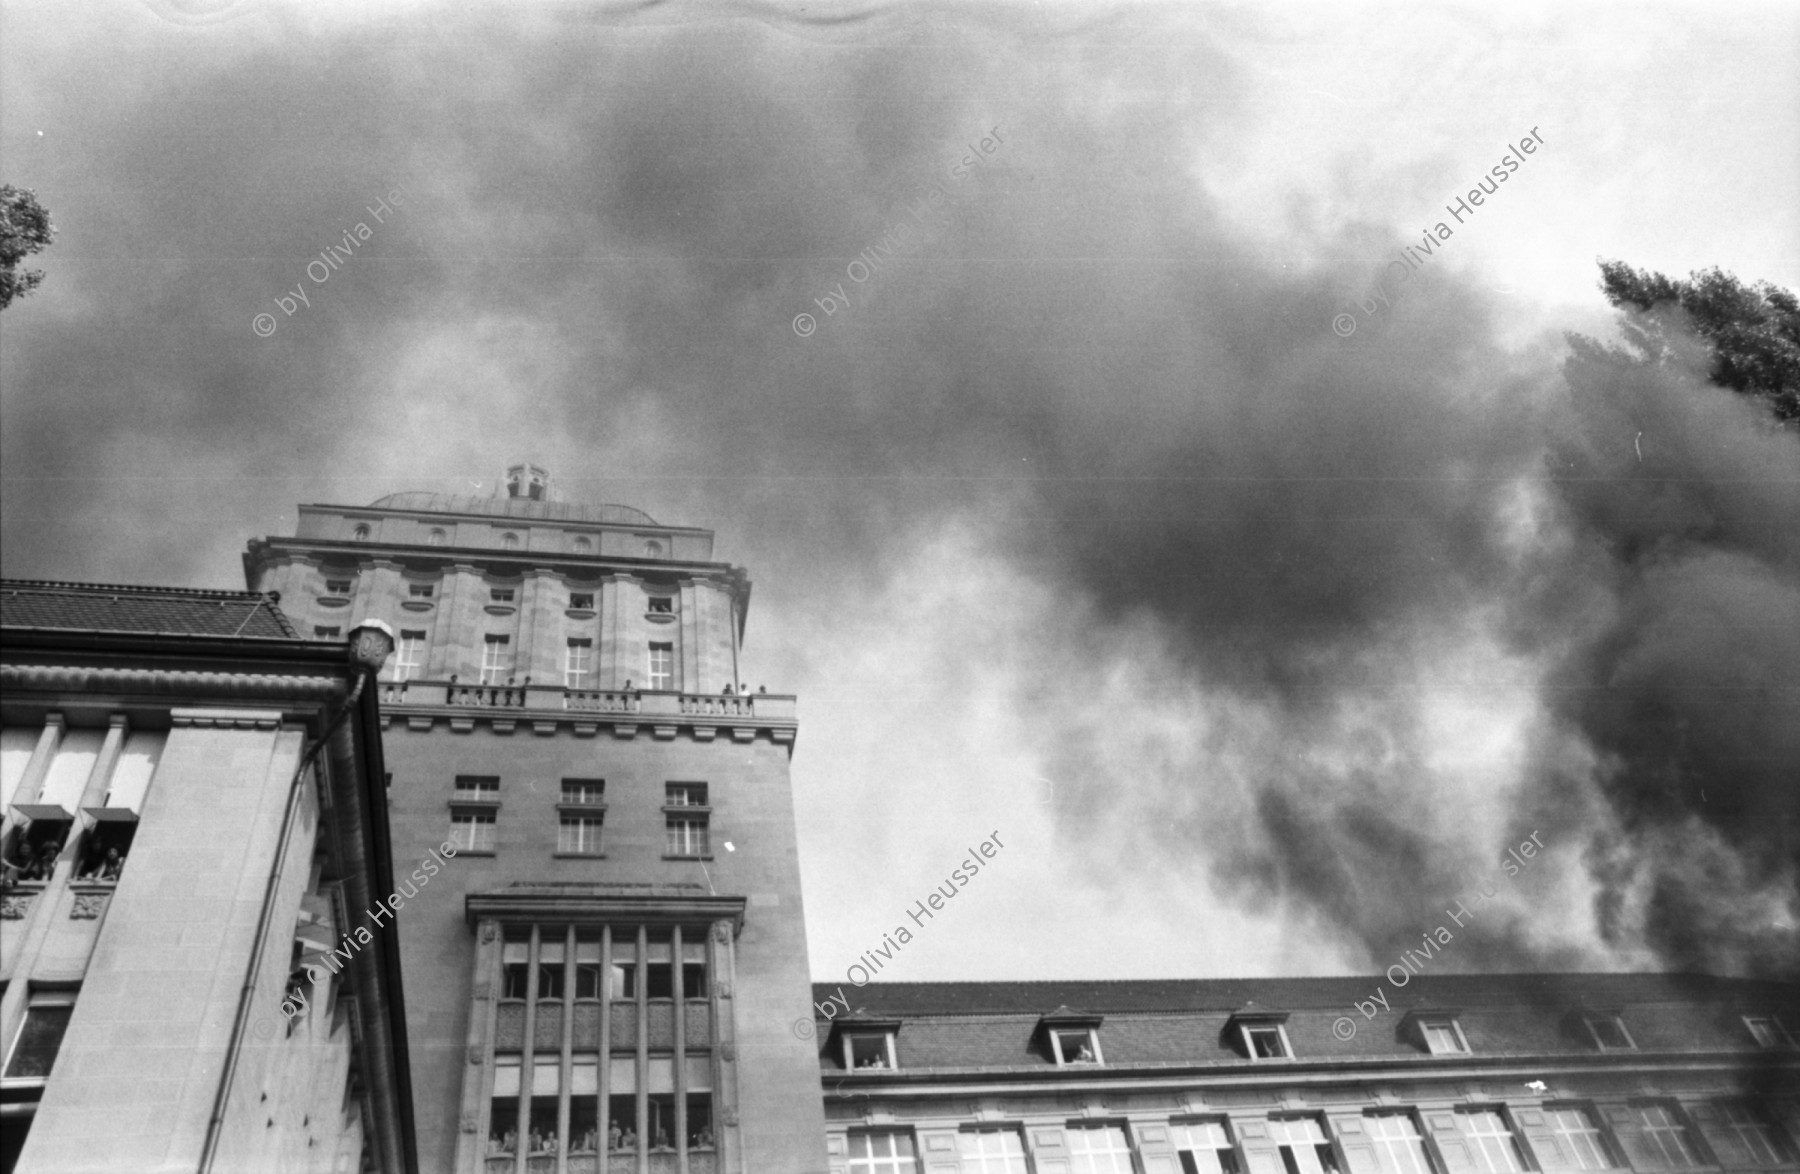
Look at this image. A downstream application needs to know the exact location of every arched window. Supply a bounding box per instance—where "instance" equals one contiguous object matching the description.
[502,532,520,550]
[427,528,447,546]
[644,540,663,558]
[574,536,593,554]
[352,524,371,541]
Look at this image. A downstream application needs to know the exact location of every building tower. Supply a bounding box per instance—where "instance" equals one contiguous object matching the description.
[244,466,825,1174]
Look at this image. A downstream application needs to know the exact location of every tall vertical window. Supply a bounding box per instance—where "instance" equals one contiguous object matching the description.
[1627,1103,1704,1169]
[394,630,426,681]
[1543,1107,1613,1170]
[565,638,593,688]
[3,993,76,1079]
[1175,1120,1242,1174]
[1271,1117,1341,1174]
[1367,1114,1434,1174]
[1067,1125,1136,1174]
[647,642,674,690]
[1458,1111,1526,1174]
[849,1131,919,1174]
[1707,1102,1789,1166]
[559,815,603,855]
[958,1128,1029,1174]
[481,634,512,685]
[450,811,495,853]
[666,815,708,858]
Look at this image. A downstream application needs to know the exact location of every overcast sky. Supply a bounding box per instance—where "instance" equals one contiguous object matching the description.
[3,0,1796,985]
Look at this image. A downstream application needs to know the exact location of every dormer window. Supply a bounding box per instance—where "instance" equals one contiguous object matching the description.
[574,537,593,554]
[1583,1013,1635,1051]
[501,532,520,550]
[1415,1014,1470,1054]
[1051,1027,1102,1065]
[427,528,447,546]
[844,1031,897,1070]
[1036,1009,1105,1067]
[1744,1016,1794,1048]
[644,540,663,558]
[352,524,370,541]
[1246,1024,1289,1059]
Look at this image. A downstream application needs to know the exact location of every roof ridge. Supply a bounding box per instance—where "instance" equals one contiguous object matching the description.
[2,579,278,600]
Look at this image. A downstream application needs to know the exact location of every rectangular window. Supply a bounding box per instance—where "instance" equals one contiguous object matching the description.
[576,964,602,1000]
[394,630,426,681]
[647,596,674,614]
[323,578,353,594]
[1175,1120,1242,1174]
[3,995,76,1080]
[481,634,512,685]
[408,583,434,598]
[1420,1016,1469,1054]
[1544,1107,1613,1171]
[1271,1118,1341,1174]
[647,642,674,690]
[570,592,594,610]
[846,1032,896,1070]
[1367,1113,1434,1174]
[1243,1022,1291,1059]
[565,638,593,688]
[666,782,708,807]
[1708,1102,1788,1166]
[1051,1027,1101,1065]
[1628,1104,1703,1169]
[537,953,564,1000]
[450,811,495,853]
[666,815,709,857]
[559,815,604,855]
[1458,1111,1526,1174]
[313,625,341,639]
[1068,1125,1136,1174]
[453,775,500,803]
[491,588,516,603]
[682,961,707,998]
[848,1131,919,1174]
[958,1128,1029,1174]
[562,779,605,805]
[1584,1014,1634,1051]
[1744,1016,1793,1047]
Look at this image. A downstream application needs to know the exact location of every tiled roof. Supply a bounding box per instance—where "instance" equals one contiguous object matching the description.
[1,580,298,640]
[812,974,1796,1069]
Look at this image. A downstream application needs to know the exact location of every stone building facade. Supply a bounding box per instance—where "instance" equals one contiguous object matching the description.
[243,466,825,1174]
[0,581,417,1174]
[810,975,1799,1174]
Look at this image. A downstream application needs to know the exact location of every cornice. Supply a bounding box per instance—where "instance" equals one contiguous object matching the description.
[1,663,347,705]
[466,886,748,931]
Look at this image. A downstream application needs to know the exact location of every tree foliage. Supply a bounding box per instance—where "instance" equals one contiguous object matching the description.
[0,184,56,311]
[1593,258,1800,426]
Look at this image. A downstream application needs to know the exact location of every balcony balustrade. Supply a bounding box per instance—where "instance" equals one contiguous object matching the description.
[378,678,793,720]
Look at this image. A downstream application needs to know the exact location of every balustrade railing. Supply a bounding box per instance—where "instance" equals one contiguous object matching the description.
[378,679,791,719]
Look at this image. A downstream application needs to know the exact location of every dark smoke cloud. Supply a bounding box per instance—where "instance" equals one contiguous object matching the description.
[2,2,1794,979]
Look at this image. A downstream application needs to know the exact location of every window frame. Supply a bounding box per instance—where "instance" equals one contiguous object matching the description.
[847,1128,921,1174]
[1418,1015,1470,1055]
[956,1126,1030,1174]
[1629,1101,1707,1170]
[842,1030,898,1072]
[569,591,595,610]
[564,637,594,689]
[664,813,710,859]
[322,578,353,595]
[1049,1026,1104,1066]
[557,814,604,856]
[1365,1110,1436,1174]
[1709,1100,1791,1167]
[1269,1115,1343,1174]
[449,809,497,854]
[1743,1015,1794,1048]
[1173,1117,1244,1174]
[1240,1019,1294,1061]
[1582,1014,1636,1052]
[452,775,501,805]
[1065,1122,1138,1174]
[2,989,78,1082]
[1541,1103,1618,1172]
[393,629,426,681]
[647,641,674,690]
[481,633,513,685]
[407,582,435,598]
[1455,1107,1528,1174]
